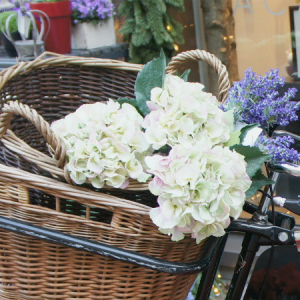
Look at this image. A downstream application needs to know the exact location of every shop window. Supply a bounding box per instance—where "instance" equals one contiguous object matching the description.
[232,0,297,79]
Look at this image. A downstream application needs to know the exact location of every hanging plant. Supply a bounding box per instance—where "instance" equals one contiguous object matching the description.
[118,0,185,64]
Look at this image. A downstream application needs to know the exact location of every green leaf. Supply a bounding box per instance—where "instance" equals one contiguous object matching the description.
[155,144,171,154]
[245,169,274,199]
[232,145,270,178]
[134,49,166,116]
[224,130,241,147]
[223,110,240,147]
[240,123,260,143]
[180,69,191,82]
[114,98,143,116]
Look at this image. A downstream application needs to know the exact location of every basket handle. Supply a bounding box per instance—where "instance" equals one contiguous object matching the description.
[166,49,230,103]
[0,101,67,169]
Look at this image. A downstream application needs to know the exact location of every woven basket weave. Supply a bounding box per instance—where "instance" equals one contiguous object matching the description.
[0,50,230,300]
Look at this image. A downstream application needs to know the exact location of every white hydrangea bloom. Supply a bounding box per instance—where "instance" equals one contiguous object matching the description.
[146,143,251,243]
[143,74,231,149]
[51,100,152,189]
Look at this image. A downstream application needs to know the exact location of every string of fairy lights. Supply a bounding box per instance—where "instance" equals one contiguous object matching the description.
[211,273,229,299]
[166,23,196,52]
[191,272,229,300]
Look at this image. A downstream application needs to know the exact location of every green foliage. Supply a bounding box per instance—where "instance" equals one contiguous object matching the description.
[239,123,260,144]
[0,11,18,33]
[118,0,185,64]
[114,98,142,114]
[115,51,166,117]
[165,0,185,10]
[134,50,166,116]
[231,145,274,199]
[168,17,184,44]
[180,69,191,81]
[233,145,269,178]
[245,169,274,200]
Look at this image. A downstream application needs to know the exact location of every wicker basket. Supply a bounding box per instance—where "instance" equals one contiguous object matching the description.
[0,50,230,300]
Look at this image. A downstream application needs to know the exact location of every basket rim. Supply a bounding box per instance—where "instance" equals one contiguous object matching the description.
[0,163,151,214]
[0,51,144,90]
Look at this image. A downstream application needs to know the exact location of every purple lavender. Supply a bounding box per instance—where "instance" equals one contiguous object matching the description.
[71,0,114,25]
[224,68,300,135]
[255,135,300,164]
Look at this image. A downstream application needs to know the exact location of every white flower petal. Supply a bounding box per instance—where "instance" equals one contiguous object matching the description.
[70,171,86,185]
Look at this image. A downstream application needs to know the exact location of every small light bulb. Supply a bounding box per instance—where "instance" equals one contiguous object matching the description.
[214,287,219,293]
[217,274,222,278]
[166,25,171,31]
[174,44,179,51]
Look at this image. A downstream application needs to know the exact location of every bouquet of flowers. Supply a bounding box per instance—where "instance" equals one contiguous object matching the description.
[71,0,114,25]
[223,68,300,164]
[51,52,286,244]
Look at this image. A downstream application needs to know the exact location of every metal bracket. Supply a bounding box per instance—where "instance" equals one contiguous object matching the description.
[0,215,221,275]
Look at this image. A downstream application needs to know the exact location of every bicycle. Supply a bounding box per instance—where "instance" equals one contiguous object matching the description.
[194,129,300,300]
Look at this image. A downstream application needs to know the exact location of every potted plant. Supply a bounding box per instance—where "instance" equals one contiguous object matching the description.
[30,0,72,54]
[71,0,116,50]
[0,10,20,57]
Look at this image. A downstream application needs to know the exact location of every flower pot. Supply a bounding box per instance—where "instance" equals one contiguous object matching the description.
[71,18,116,50]
[30,0,72,54]
[14,40,44,60]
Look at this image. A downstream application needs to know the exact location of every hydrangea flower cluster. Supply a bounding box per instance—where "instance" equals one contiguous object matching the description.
[255,135,300,164]
[71,0,114,25]
[147,143,251,243]
[143,75,231,149]
[224,68,300,133]
[144,75,252,242]
[51,100,151,189]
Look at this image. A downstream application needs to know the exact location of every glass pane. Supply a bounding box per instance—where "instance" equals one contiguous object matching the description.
[232,0,296,78]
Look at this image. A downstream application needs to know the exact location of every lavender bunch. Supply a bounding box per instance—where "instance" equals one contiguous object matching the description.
[224,68,300,135]
[255,135,300,164]
[71,0,114,25]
